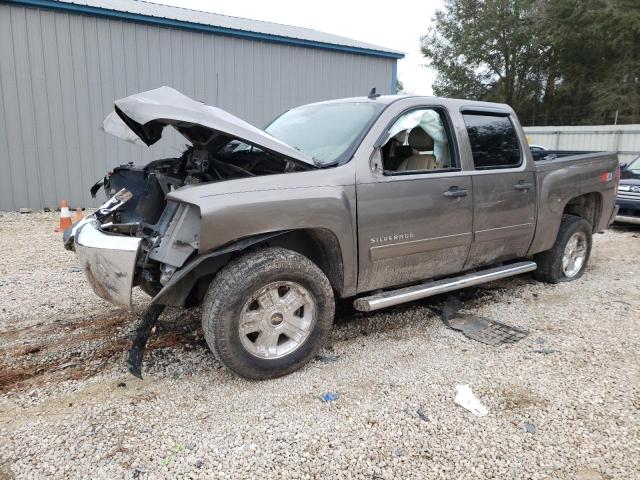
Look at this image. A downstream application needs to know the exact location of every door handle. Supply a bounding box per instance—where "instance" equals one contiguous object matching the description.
[513,182,533,191]
[443,187,468,198]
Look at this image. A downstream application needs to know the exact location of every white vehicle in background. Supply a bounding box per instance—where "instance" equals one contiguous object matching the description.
[529,144,548,152]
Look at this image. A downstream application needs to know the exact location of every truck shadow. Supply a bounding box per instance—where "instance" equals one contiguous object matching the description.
[610,222,640,234]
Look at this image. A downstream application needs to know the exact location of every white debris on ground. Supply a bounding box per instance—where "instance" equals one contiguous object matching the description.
[0,211,638,479]
[454,384,489,417]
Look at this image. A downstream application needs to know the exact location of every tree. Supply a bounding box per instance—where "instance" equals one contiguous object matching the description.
[421,0,547,109]
[421,0,640,125]
[546,0,640,124]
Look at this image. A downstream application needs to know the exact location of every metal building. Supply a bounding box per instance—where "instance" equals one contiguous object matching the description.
[0,0,403,210]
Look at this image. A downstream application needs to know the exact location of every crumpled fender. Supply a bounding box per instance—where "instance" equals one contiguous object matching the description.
[151,231,291,307]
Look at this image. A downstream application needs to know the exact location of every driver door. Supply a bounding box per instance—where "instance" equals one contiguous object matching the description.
[356,107,473,293]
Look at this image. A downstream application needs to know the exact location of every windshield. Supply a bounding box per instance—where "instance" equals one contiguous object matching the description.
[627,156,640,172]
[265,102,385,166]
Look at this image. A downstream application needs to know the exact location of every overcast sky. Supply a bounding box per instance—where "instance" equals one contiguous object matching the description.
[155,0,443,95]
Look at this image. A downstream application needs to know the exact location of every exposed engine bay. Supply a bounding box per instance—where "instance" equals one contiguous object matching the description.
[84,141,314,297]
[64,86,321,308]
[94,141,312,230]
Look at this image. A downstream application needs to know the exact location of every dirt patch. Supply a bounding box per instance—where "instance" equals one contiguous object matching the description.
[0,311,133,390]
[497,385,550,411]
[0,307,208,393]
[12,345,41,356]
[148,331,200,350]
[0,367,36,392]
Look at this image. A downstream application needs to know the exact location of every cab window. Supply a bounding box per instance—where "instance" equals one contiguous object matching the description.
[463,112,522,169]
[381,108,455,173]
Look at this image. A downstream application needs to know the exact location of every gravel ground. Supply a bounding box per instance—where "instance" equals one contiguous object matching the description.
[0,211,638,479]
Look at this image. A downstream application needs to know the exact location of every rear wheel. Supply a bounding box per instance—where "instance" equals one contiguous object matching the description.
[201,247,335,379]
[534,214,592,283]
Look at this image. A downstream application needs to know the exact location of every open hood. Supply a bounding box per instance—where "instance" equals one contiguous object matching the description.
[103,86,316,166]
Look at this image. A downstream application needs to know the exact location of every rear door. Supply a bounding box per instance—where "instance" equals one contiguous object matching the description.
[461,111,536,268]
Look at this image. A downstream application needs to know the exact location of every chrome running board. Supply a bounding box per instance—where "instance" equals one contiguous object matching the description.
[353,261,538,312]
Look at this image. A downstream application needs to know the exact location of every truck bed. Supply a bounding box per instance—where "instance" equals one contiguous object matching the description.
[529,151,619,254]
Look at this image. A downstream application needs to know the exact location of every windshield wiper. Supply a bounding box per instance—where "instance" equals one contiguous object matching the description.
[291,145,324,168]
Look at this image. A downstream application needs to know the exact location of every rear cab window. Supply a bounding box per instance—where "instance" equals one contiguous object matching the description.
[462,112,522,169]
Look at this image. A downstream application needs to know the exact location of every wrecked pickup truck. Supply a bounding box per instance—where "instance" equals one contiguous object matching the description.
[64,86,619,379]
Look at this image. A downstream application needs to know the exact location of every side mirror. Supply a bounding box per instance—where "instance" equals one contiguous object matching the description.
[620,163,627,170]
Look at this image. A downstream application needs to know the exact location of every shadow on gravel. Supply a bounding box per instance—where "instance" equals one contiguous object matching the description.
[610,222,640,234]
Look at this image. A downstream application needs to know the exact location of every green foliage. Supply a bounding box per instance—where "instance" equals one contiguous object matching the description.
[421,0,640,125]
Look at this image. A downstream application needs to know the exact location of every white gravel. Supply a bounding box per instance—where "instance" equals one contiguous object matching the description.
[0,211,638,479]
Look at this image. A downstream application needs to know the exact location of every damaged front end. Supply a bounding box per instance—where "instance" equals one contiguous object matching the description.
[66,86,316,308]
[66,182,202,307]
[66,190,144,307]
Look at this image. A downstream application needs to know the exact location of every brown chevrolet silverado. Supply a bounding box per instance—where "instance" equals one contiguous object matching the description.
[64,87,619,379]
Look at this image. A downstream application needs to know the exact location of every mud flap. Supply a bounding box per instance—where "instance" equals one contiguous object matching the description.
[126,304,166,378]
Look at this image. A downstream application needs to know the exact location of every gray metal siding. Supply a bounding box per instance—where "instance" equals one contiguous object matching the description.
[0,3,395,210]
[524,125,640,164]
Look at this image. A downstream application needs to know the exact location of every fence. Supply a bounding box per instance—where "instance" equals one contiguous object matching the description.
[523,124,640,164]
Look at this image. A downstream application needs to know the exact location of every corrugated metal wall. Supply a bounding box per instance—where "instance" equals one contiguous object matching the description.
[0,3,395,210]
[524,124,640,164]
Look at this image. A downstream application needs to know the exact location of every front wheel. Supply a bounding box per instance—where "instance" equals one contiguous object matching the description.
[201,247,335,379]
[534,214,593,283]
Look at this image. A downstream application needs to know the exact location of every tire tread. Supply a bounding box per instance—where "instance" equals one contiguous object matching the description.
[533,214,592,283]
[202,247,334,379]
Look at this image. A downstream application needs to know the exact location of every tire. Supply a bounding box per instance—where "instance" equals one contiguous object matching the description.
[533,214,593,283]
[201,247,335,380]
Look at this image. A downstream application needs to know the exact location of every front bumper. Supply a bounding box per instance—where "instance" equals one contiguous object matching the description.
[614,197,640,224]
[615,214,640,225]
[74,217,141,307]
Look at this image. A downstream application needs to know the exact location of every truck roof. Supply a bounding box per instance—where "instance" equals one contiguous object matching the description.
[303,94,514,113]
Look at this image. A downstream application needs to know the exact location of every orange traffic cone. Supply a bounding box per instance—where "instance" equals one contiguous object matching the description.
[74,208,84,223]
[55,199,73,232]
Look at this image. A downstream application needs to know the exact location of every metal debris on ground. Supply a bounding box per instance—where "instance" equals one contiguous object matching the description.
[533,348,558,355]
[440,295,528,345]
[315,352,340,363]
[132,468,144,479]
[394,448,407,457]
[416,408,429,422]
[126,304,166,379]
